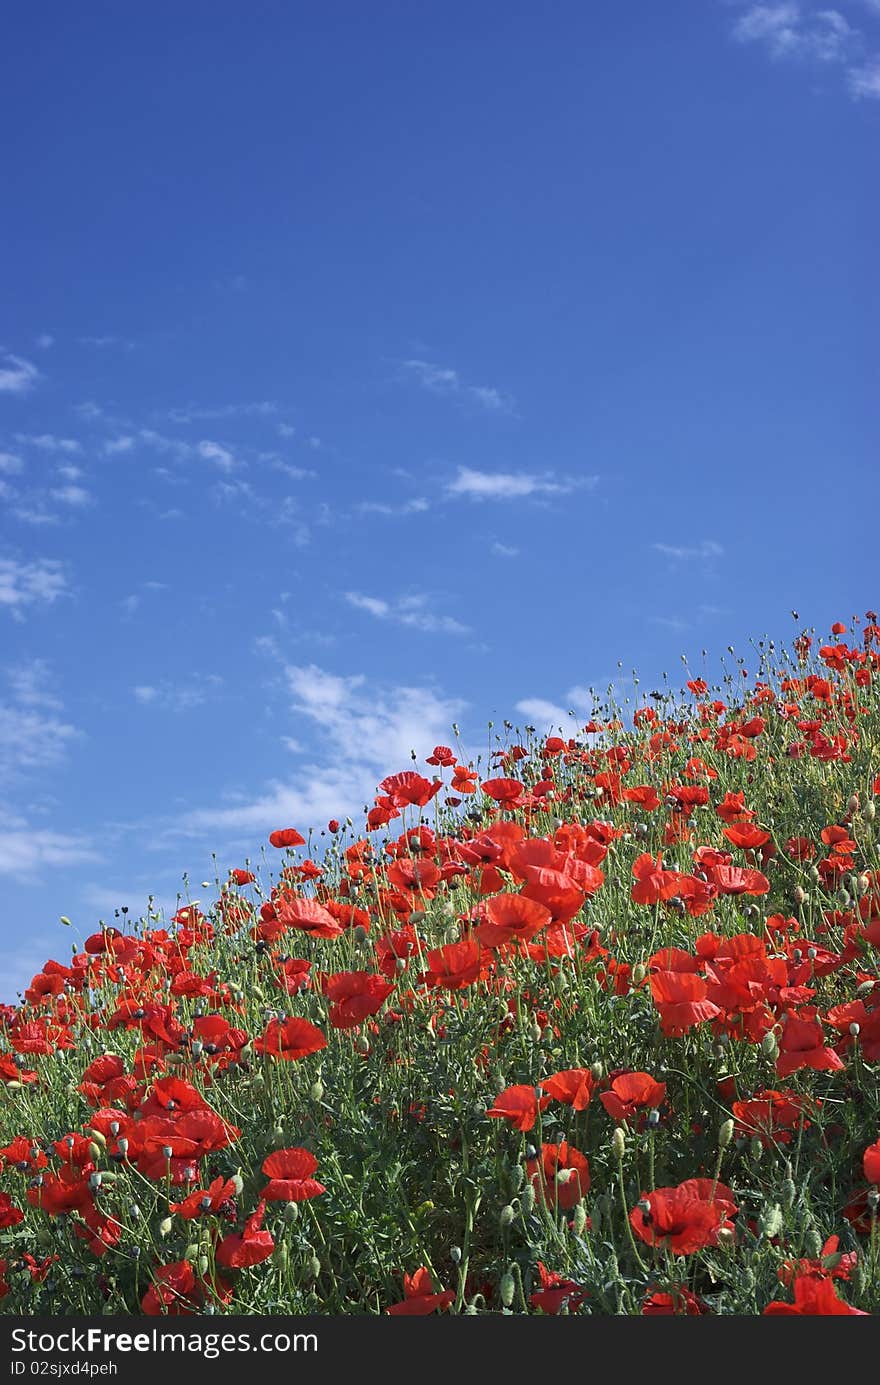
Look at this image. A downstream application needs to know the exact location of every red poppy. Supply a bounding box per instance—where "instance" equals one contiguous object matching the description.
[261,1148,326,1202]
[763,1275,867,1315]
[631,853,685,906]
[378,772,442,808]
[540,1068,597,1112]
[323,971,394,1029]
[527,1142,590,1211]
[599,1071,667,1123]
[254,1015,327,1062]
[424,938,487,991]
[486,1084,550,1132]
[529,1262,588,1314]
[641,1285,707,1315]
[731,1090,811,1147]
[385,1267,455,1315]
[863,1139,880,1184]
[775,1014,845,1076]
[274,896,344,939]
[476,893,552,948]
[481,777,525,807]
[216,1201,275,1269]
[169,1176,237,1220]
[141,1261,232,1315]
[268,828,305,849]
[0,1193,24,1229]
[630,1180,736,1255]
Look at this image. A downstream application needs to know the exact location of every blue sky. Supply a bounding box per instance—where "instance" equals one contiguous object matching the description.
[0,1,875,997]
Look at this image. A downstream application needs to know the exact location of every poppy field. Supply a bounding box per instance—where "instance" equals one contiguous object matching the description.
[1,613,879,1316]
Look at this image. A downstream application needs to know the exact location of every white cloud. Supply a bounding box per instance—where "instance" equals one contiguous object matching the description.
[104,435,135,455]
[167,401,278,424]
[49,484,93,508]
[491,541,519,558]
[0,558,68,617]
[514,697,573,728]
[0,828,99,881]
[132,675,222,712]
[0,354,40,394]
[178,662,464,839]
[0,661,80,791]
[653,539,724,561]
[197,439,238,472]
[447,466,596,500]
[6,660,63,711]
[0,452,24,475]
[848,55,880,95]
[35,334,54,350]
[357,497,429,517]
[400,359,515,413]
[732,4,861,67]
[55,464,83,481]
[277,422,296,438]
[15,433,81,454]
[345,590,469,635]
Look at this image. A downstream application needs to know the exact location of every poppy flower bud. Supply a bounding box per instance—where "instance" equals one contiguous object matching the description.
[807,866,821,885]
[284,1202,299,1222]
[793,886,807,906]
[749,1136,763,1161]
[499,1204,516,1230]
[837,888,851,908]
[781,1176,796,1211]
[758,1203,783,1240]
[571,1201,588,1237]
[632,963,646,986]
[855,874,870,897]
[499,1272,516,1308]
[355,1035,371,1055]
[159,1217,173,1237]
[272,1125,285,1145]
[310,1079,325,1101]
[717,1226,736,1248]
[523,1182,537,1213]
[129,1204,140,1221]
[849,1022,860,1038]
[198,1255,210,1277]
[718,1119,734,1150]
[306,1253,321,1280]
[867,1190,880,1213]
[353,925,368,944]
[611,1128,626,1161]
[861,801,875,822]
[761,1032,779,1060]
[590,1061,604,1081]
[848,794,860,814]
[184,1244,199,1262]
[88,1143,102,1164]
[804,1227,823,1259]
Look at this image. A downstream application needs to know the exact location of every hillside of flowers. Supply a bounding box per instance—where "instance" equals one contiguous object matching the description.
[1,612,879,1316]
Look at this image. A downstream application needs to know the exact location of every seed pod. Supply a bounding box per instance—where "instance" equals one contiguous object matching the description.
[449,1246,462,1264]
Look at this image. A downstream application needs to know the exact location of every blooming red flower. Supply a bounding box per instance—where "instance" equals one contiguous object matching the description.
[216,1201,275,1269]
[529,1262,588,1314]
[273,896,344,939]
[641,1285,708,1315]
[863,1139,880,1184]
[630,1180,737,1255]
[486,1084,550,1132]
[0,1193,24,1228]
[540,1068,597,1112]
[268,828,305,849]
[599,1071,667,1123]
[527,1142,590,1212]
[385,1267,455,1315]
[260,1148,326,1202]
[731,1090,811,1147]
[424,938,487,991]
[763,1275,867,1315]
[476,893,552,948]
[776,1013,845,1076]
[378,772,442,808]
[169,1176,237,1220]
[141,1261,232,1315]
[253,1016,327,1062]
[323,971,394,1029]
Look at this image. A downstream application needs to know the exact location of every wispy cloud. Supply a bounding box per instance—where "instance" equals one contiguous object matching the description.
[0,354,40,395]
[356,498,429,517]
[848,54,880,93]
[103,436,136,456]
[491,541,519,558]
[15,433,82,454]
[0,452,24,475]
[1,661,80,779]
[167,401,279,424]
[345,590,469,635]
[729,3,877,95]
[447,466,596,500]
[197,440,238,472]
[176,661,464,840]
[132,675,222,713]
[399,359,516,413]
[49,484,93,509]
[35,334,54,350]
[79,335,134,348]
[0,825,99,881]
[0,558,68,618]
[653,539,724,561]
